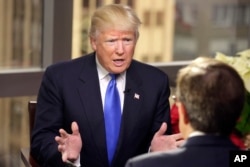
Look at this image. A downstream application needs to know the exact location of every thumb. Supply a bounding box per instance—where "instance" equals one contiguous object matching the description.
[155,122,167,137]
[71,121,80,135]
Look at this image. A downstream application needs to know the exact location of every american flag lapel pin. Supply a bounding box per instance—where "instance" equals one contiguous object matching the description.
[134,93,140,99]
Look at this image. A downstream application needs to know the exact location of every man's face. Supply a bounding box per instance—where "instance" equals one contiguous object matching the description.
[90,29,137,74]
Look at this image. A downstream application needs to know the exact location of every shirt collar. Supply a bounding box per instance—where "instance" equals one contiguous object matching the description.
[96,55,108,80]
[188,131,205,138]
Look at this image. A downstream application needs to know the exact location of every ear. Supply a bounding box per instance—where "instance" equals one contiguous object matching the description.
[90,37,97,51]
[177,102,189,124]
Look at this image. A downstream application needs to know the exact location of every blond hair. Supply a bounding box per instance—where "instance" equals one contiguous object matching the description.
[89,4,141,39]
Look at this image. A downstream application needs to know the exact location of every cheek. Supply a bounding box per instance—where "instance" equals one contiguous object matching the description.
[99,44,115,53]
[96,47,114,64]
[125,45,136,56]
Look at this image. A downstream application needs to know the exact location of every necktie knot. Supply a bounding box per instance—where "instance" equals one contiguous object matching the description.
[109,73,118,81]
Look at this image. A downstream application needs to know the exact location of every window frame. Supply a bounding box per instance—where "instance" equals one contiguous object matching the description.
[0,0,73,97]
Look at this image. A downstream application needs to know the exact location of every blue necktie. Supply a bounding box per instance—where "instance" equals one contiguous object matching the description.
[104,74,121,164]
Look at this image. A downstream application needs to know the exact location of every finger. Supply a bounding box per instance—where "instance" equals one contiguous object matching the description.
[58,144,64,152]
[55,136,65,145]
[55,136,62,143]
[176,139,185,147]
[171,133,183,141]
[59,129,69,138]
[155,122,167,137]
[71,121,80,135]
[62,152,68,162]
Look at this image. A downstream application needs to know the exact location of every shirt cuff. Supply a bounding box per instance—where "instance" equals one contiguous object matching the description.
[66,156,81,167]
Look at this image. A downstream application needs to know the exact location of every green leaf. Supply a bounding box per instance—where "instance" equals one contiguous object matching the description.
[235,91,250,135]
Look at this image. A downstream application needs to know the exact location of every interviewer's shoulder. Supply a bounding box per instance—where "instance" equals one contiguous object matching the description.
[126,148,186,167]
[125,151,169,167]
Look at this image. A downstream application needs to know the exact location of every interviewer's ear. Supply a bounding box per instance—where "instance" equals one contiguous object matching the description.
[177,102,189,124]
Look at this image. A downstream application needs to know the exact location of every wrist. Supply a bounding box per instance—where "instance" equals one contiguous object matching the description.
[66,160,81,167]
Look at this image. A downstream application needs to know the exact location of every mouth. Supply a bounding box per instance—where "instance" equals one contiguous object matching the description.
[113,59,125,66]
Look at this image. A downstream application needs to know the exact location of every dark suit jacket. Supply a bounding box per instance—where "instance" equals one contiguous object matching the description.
[125,135,240,167]
[31,52,171,167]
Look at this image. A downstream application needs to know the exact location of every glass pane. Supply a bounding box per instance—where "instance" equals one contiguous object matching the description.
[0,96,36,167]
[174,0,250,61]
[0,0,43,70]
[72,0,250,62]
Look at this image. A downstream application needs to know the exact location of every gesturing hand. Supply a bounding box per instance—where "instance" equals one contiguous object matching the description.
[55,121,82,163]
[150,122,184,152]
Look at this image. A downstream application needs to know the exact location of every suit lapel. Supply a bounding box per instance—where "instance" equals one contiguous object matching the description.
[77,54,109,165]
[114,62,143,159]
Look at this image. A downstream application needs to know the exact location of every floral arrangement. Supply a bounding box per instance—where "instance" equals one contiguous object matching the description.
[215,49,250,136]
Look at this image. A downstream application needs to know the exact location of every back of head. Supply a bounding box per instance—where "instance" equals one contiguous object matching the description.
[176,57,245,136]
[89,4,141,38]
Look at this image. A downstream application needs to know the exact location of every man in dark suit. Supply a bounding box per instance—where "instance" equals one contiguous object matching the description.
[125,57,246,167]
[31,4,182,167]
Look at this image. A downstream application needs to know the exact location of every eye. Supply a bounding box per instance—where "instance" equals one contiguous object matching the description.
[123,38,134,45]
[124,38,132,41]
[108,39,116,42]
[105,39,116,45]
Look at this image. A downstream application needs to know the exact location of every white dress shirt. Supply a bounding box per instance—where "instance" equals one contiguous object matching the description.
[96,56,126,112]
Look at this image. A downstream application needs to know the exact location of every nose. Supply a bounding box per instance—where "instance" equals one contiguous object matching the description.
[115,41,124,54]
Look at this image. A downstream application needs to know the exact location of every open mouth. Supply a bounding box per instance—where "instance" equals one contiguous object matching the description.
[113,59,124,66]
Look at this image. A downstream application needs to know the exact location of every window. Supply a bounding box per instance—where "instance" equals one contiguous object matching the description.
[0,1,73,166]
[72,0,250,63]
[0,0,42,69]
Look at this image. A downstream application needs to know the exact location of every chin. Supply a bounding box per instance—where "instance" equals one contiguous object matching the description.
[111,66,127,74]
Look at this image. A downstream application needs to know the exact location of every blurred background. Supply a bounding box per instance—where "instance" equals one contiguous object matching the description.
[0,0,249,166]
